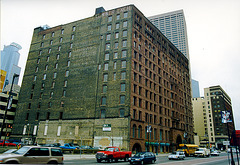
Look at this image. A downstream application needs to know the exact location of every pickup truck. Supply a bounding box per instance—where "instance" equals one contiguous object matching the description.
[96,146,132,163]
[194,148,210,157]
[59,143,79,149]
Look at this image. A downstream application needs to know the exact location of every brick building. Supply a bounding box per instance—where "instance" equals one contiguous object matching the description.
[11,5,193,153]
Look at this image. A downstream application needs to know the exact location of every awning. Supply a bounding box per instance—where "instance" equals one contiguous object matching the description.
[165,143,170,146]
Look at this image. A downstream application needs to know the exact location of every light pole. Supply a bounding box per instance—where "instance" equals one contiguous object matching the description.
[0,74,19,142]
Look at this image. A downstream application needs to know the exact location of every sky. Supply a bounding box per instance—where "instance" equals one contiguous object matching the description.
[1,0,240,129]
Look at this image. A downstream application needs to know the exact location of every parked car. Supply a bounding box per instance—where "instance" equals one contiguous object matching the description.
[194,148,210,157]
[2,149,17,154]
[0,146,63,164]
[128,152,156,164]
[96,146,131,163]
[60,143,79,149]
[0,140,17,147]
[168,151,185,160]
[210,150,220,156]
[80,145,92,149]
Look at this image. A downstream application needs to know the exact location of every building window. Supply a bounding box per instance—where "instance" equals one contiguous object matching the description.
[55,63,58,69]
[116,23,120,29]
[40,42,44,47]
[107,24,112,31]
[62,90,66,97]
[116,14,120,20]
[115,32,119,39]
[72,26,76,31]
[132,124,136,137]
[50,91,53,98]
[56,54,60,60]
[61,101,64,107]
[39,50,42,55]
[122,40,127,47]
[70,43,73,49]
[120,95,125,104]
[106,34,111,40]
[28,103,31,109]
[41,83,45,89]
[121,60,126,68]
[46,56,49,62]
[123,21,128,28]
[65,70,69,77]
[46,112,50,120]
[52,81,55,88]
[58,46,61,51]
[61,29,64,34]
[68,51,72,57]
[33,75,37,81]
[114,52,118,59]
[60,37,63,43]
[64,80,67,87]
[112,72,116,80]
[101,97,106,105]
[39,92,43,99]
[36,112,40,120]
[37,58,40,64]
[25,113,29,120]
[121,71,126,80]
[101,109,106,118]
[104,63,108,70]
[59,112,63,120]
[120,109,125,117]
[124,12,128,18]
[42,34,46,39]
[114,62,117,69]
[45,65,48,71]
[43,74,46,80]
[123,30,127,37]
[122,50,127,58]
[114,42,119,49]
[121,83,125,92]
[105,43,110,50]
[51,32,55,37]
[102,85,107,93]
[108,16,112,22]
[103,74,108,82]
[138,126,142,138]
[48,102,52,108]
[67,61,70,67]
[71,34,74,40]
[105,53,109,60]
[35,67,38,72]
[53,72,57,79]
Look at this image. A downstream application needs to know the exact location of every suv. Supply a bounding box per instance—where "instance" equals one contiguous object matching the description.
[0,146,63,164]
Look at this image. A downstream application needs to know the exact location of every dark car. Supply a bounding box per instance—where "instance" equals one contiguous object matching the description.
[129,152,156,164]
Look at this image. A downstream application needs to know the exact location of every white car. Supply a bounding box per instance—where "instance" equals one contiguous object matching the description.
[210,150,220,156]
[168,151,185,160]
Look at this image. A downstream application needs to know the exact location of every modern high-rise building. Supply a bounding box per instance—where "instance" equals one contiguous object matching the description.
[0,42,21,90]
[191,79,200,98]
[11,5,193,153]
[192,85,235,149]
[148,10,189,59]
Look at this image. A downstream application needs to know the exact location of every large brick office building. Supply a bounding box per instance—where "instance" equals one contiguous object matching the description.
[11,5,193,153]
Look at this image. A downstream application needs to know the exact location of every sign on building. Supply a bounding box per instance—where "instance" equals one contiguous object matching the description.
[103,124,111,131]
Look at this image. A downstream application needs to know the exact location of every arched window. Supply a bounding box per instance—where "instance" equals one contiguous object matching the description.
[138,125,142,138]
[133,124,136,138]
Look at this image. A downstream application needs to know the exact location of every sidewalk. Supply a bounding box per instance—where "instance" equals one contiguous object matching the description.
[63,153,170,160]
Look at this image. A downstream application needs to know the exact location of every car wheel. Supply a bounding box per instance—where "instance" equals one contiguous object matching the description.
[115,158,118,162]
[151,159,155,164]
[97,159,101,163]
[47,161,58,164]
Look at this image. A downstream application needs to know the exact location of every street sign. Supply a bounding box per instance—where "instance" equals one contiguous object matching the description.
[103,124,111,131]
[223,141,230,146]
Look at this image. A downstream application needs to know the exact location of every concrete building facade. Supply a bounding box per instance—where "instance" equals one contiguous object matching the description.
[192,85,235,149]
[12,5,193,153]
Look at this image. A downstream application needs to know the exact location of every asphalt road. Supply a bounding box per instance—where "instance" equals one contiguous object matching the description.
[64,153,240,165]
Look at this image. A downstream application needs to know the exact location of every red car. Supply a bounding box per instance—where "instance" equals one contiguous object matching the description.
[0,140,17,146]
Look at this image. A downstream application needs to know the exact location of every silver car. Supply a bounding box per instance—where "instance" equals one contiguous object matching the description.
[168,151,185,160]
[0,146,63,164]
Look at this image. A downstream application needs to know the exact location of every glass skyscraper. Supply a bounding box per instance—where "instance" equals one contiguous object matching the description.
[0,42,21,90]
[148,10,189,59]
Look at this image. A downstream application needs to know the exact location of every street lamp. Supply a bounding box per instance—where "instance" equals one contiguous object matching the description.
[0,74,19,142]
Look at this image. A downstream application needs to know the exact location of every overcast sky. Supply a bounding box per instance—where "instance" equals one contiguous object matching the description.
[1,0,240,129]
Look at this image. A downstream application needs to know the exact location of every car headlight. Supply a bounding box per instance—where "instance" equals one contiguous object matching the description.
[136,158,140,161]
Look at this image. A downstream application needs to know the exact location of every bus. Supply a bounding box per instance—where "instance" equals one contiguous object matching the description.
[177,144,198,156]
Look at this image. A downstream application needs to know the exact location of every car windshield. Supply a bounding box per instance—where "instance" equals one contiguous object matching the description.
[14,147,30,155]
[196,149,204,151]
[104,148,115,151]
[172,152,176,154]
[135,152,145,156]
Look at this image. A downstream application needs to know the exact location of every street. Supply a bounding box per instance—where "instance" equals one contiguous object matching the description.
[64,153,240,165]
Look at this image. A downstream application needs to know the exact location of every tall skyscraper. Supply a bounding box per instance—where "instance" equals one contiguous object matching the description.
[192,79,200,98]
[0,42,21,90]
[148,10,189,59]
[12,5,193,153]
[192,85,235,149]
